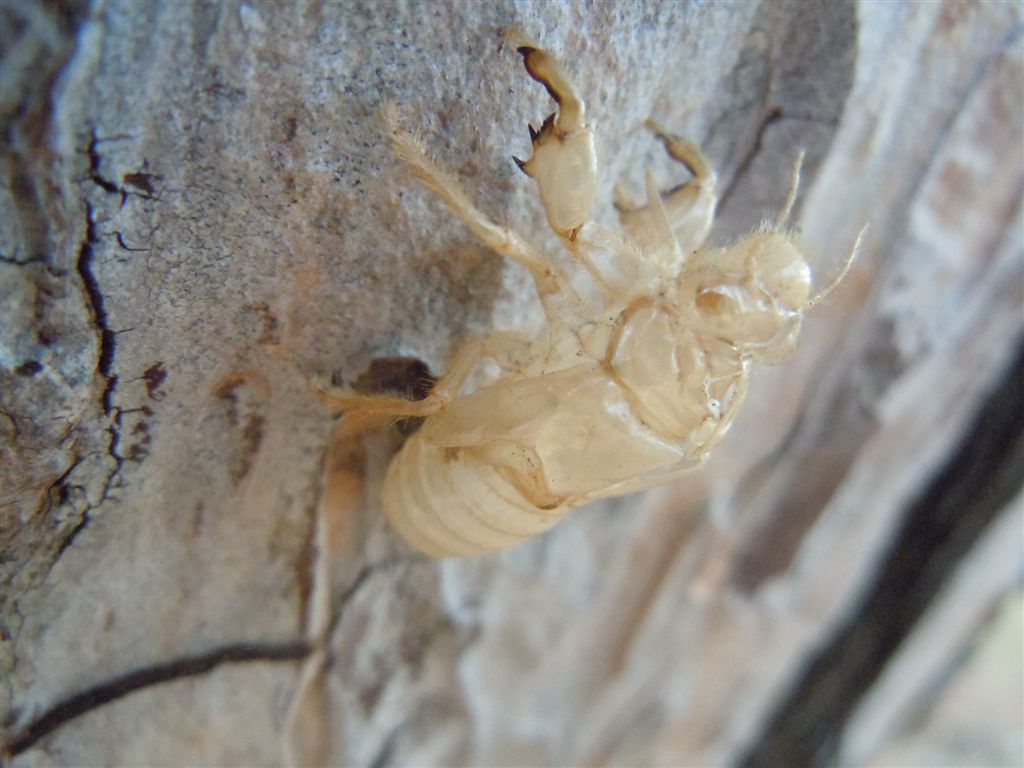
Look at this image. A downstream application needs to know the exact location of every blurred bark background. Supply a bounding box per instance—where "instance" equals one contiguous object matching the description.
[1,1,1021,766]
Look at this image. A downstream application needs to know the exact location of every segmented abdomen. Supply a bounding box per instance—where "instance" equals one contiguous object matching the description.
[382,435,567,557]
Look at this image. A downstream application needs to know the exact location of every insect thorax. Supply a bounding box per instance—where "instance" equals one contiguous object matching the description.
[608,301,744,453]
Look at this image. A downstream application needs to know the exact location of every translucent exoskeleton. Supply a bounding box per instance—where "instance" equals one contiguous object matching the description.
[314,36,863,557]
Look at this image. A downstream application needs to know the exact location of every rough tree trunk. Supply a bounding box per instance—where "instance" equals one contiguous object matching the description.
[2,1,1021,766]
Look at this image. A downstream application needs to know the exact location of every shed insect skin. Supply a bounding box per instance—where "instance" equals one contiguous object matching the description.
[314,36,864,558]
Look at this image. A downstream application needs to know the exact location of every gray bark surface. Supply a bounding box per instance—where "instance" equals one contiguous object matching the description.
[2,1,1021,766]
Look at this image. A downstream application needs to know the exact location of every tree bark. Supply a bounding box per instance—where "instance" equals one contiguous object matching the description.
[2,1,1021,766]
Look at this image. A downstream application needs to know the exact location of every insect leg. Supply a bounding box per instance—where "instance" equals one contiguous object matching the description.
[512,38,586,133]
[617,121,718,260]
[388,126,567,299]
[509,38,598,239]
[645,120,714,182]
[577,456,700,503]
[565,224,661,302]
[697,366,750,457]
[311,338,484,418]
[612,183,643,212]
[745,317,804,365]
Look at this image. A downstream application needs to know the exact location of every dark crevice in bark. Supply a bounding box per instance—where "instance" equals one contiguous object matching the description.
[738,337,1024,768]
[2,640,310,757]
[87,132,161,206]
[53,203,126,562]
[726,23,1024,592]
[294,494,321,637]
[30,457,87,578]
[49,512,89,567]
[86,133,125,204]
[76,204,117,416]
[368,726,400,768]
[325,556,420,646]
[0,253,54,269]
[7,557,412,757]
[717,105,784,213]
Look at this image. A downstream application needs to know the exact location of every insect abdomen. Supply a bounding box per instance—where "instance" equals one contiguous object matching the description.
[382,435,567,557]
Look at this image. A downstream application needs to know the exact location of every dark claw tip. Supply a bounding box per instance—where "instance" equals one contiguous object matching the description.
[516,46,537,56]
[528,123,539,141]
[512,155,530,175]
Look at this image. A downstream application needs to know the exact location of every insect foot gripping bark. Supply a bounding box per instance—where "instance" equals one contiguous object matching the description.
[313,36,864,558]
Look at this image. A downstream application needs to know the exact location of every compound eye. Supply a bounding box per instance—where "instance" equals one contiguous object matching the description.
[695,287,739,317]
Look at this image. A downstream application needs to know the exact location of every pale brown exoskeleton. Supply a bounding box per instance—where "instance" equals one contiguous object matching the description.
[314,36,863,557]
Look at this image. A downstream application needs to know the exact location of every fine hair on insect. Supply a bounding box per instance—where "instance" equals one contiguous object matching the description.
[313,32,865,557]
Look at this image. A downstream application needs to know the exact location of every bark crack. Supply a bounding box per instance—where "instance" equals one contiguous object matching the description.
[717,104,785,214]
[738,339,1024,768]
[51,200,127,563]
[0,241,69,276]
[1,639,310,758]
[78,211,117,417]
[281,554,420,765]
[87,132,161,207]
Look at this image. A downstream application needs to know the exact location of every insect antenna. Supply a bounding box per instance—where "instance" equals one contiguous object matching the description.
[775,150,805,228]
[807,224,868,308]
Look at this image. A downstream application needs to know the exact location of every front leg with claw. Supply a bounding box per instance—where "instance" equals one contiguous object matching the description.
[510,33,599,240]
